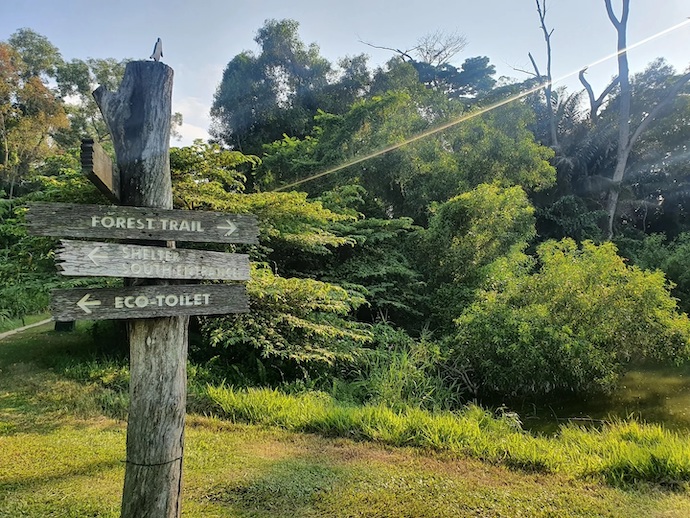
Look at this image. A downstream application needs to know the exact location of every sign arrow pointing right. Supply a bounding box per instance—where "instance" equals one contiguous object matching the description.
[217,220,238,236]
[76,294,102,314]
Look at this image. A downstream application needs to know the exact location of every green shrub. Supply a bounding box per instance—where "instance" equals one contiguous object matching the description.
[451,239,690,395]
[199,264,371,384]
[341,324,463,411]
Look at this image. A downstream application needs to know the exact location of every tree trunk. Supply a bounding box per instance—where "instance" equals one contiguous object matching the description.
[534,0,558,149]
[94,60,189,518]
[604,0,631,239]
[121,317,188,518]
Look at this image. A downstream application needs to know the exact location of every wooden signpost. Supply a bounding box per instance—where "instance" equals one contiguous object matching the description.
[81,139,120,203]
[56,240,250,281]
[51,283,248,321]
[26,60,257,518]
[27,202,259,244]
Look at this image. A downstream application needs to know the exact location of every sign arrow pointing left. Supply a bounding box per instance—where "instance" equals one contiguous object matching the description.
[87,246,108,266]
[76,294,102,314]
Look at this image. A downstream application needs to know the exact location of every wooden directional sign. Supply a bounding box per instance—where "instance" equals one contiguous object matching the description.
[56,239,250,281]
[51,283,248,321]
[26,202,259,244]
[81,139,119,203]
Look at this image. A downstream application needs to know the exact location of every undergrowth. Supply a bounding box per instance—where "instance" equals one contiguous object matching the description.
[197,385,690,488]
[32,324,690,490]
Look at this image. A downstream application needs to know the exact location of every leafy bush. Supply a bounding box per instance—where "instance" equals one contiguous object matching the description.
[450,239,690,395]
[199,264,371,384]
[618,232,690,313]
[422,182,537,331]
[334,324,463,411]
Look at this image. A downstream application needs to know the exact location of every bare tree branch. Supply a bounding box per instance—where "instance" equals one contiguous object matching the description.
[528,52,542,79]
[415,30,468,66]
[578,67,619,122]
[358,39,416,62]
[528,0,558,148]
[605,0,629,30]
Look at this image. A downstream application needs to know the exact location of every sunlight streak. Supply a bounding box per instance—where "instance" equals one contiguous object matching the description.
[273,19,690,192]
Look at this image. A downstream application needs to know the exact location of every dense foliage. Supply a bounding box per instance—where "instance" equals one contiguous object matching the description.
[3,15,690,408]
[453,240,690,395]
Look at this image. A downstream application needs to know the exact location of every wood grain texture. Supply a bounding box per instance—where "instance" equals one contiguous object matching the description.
[94,61,174,210]
[81,138,119,202]
[26,202,259,244]
[50,283,248,321]
[93,60,184,518]
[56,239,250,281]
[123,316,189,518]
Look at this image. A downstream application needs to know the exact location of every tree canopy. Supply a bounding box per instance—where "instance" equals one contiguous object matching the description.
[3,14,690,406]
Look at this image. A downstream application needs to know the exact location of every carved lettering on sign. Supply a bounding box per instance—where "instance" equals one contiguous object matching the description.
[51,283,249,321]
[56,240,250,281]
[26,203,259,244]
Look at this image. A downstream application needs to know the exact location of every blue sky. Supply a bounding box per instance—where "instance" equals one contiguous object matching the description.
[3,0,689,145]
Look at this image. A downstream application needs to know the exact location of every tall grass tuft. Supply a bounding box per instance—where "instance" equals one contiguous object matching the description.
[199,385,690,487]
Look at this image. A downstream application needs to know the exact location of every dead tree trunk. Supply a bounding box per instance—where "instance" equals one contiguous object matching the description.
[604,0,631,240]
[602,0,690,239]
[531,0,558,149]
[94,60,189,518]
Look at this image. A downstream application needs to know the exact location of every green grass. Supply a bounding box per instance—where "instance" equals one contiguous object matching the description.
[2,323,690,516]
[199,385,690,487]
[0,312,51,333]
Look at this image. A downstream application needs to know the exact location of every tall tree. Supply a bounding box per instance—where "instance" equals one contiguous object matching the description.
[7,28,62,79]
[362,31,496,100]
[526,0,558,149]
[211,19,369,154]
[0,39,68,199]
[55,57,129,146]
[602,0,690,239]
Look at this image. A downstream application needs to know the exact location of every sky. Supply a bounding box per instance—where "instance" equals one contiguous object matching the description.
[2,0,689,146]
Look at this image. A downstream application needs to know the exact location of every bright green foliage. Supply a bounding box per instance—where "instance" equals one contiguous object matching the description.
[201,264,370,375]
[425,183,536,284]
[618,232,690,314]
[452,239,690,395]
[324,217,424,323]
[260,92,554,223]
[422,183,537,330]
[313,185,426,326]
[203,385,690,487]
[55,56,128,147]
[0,153,110,320]
[7,28,62,78]
[0,39,68,199]
[171,140,250,203]
[210,19,370,154]
[450,103,555,192]
[171,141,352,257]
[341,324,461,411]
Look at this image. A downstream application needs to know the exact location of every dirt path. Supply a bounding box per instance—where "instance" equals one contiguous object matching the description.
[0,318,53,341]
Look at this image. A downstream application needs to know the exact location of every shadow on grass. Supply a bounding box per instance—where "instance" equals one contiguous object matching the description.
[0,458,123,492]
[204,455,350,517]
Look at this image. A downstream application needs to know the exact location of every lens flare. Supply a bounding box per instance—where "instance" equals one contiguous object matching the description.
[274,18,690,192]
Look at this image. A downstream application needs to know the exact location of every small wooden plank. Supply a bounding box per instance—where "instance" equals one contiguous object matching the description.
[81,139,120,203]
[26,202,259,244]
[51,283,248,321]
[56,239,250,281]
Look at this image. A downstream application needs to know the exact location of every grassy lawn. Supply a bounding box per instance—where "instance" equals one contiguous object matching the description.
[0,312,51,334]
[2,323,690,517]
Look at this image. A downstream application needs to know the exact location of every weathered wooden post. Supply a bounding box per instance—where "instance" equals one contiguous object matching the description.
[26,59,257,518]
[94,60,185,518]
